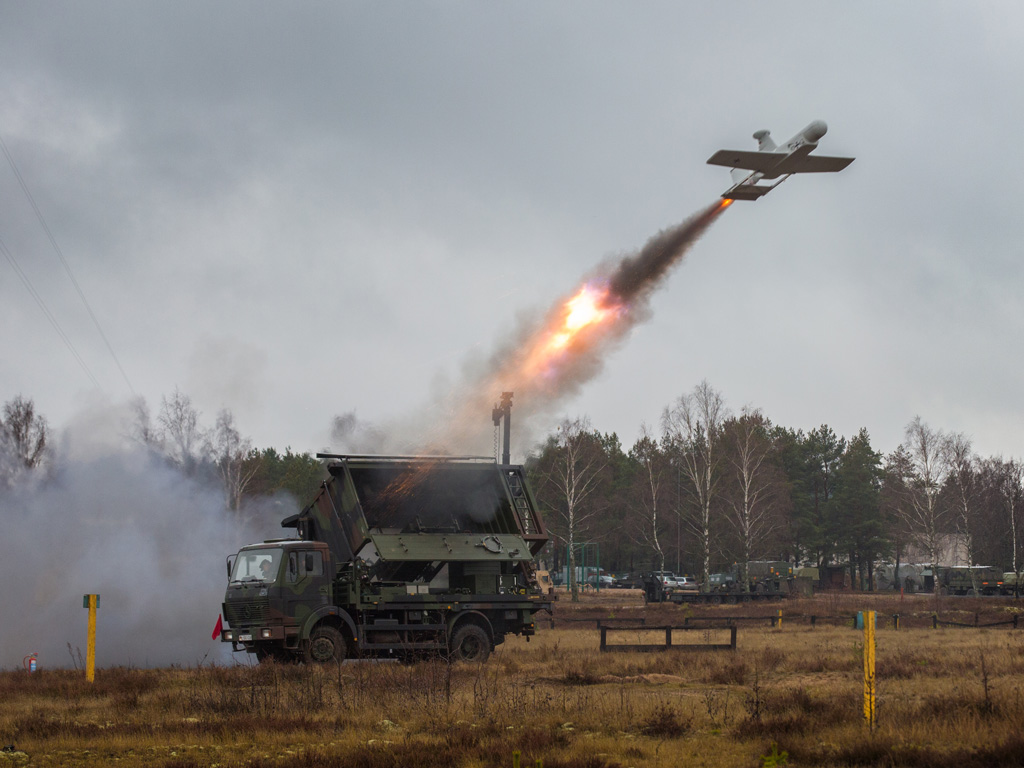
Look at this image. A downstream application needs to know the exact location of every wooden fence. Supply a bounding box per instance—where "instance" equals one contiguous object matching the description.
[598,624,738,653]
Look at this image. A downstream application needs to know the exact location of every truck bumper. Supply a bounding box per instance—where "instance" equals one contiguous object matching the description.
[220,625,287,644]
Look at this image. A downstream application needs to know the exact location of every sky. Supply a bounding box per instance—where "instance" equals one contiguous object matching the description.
[3,2,1024,463]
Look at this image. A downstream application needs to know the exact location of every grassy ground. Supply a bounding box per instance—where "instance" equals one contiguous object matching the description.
[3,592,1024,767]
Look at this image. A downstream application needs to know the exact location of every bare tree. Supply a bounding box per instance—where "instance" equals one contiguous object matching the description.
[157,388,207,477]
[628,425,667,580]
[211,408,260,513]
[541,416,607,602]
[127,395,161,451]
[0,395,50,485]
[996,458,1024,585]
[662,380,729,591]
[722,408,783,590]
[899,416,952,568]
[946,433,981,589]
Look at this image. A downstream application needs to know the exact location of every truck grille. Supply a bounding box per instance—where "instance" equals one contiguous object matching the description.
[225,598,269,627]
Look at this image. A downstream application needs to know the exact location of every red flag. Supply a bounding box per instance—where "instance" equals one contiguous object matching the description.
[211,614,223,641]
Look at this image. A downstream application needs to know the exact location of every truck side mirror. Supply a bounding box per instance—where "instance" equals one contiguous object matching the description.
[226,554,236,580]
[305,553,315,573]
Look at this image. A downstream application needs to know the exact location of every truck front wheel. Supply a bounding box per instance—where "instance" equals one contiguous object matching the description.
[449,624,490,663]
[305,626,347,664]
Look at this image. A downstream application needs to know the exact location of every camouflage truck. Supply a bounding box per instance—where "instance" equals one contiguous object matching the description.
[1001,571,1023,596]
[220,455,551,663]
[934,565,1003,596]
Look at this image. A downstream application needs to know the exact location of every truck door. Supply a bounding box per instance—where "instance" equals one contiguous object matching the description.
[283,549,330,625]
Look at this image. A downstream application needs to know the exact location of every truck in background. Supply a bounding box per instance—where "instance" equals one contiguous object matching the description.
[220,455,551,663]
[932,565,1003,596]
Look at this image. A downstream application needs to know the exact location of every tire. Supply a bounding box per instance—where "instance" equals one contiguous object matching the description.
[304,625,347,664]
[966,588,976,597]
[449,624,491,663]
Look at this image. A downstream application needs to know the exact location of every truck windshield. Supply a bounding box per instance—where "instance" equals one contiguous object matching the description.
[231,548,282,583]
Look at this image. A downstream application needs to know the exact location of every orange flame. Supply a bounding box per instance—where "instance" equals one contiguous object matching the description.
[522,282,624,378]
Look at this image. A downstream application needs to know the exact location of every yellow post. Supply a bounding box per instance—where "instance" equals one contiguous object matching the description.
[862,609,875,728]
[777,609,783,629]
[512,751,520,768]
[83,594,99,683]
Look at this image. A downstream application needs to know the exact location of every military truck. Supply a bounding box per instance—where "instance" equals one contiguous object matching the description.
[933,565,1003,596]
[1001,571,1023,596]
[220,455,551,663]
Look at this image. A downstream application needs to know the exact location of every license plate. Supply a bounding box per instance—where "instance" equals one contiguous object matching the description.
[238,633,253,642]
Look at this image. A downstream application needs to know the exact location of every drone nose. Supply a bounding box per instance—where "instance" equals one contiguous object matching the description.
[802,120,828,143]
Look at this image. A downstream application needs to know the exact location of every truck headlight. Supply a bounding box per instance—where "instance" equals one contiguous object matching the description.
[260,628,273,639]
[222,630,234,641]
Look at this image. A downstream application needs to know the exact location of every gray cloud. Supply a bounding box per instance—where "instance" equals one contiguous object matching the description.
[1,2,1023,466]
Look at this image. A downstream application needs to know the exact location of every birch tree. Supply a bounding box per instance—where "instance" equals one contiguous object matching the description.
[662,380,729,591]
[539,416,607,602]
[721,408,783,590]
[996,458,1024,587]
[211,408,260,513]
[157,388,207,477]
[946,433,981,588]
[628,426,666,579]
[899,416,952,567]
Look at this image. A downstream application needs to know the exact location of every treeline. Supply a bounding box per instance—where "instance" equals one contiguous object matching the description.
[6,383,1023,592]
[525,381,1024,592]
[0,390,325,511]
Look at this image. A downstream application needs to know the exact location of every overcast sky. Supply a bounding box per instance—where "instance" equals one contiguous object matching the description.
[3,2,1023,461]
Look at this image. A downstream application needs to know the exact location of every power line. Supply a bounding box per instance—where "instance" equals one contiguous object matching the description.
[0,131,135,395]
[0,235,101,389]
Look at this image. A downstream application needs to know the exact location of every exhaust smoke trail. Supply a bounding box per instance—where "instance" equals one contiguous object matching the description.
[425,198,733,454]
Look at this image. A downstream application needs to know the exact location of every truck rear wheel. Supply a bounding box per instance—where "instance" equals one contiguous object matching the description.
[305,626,347,664]
[450,624,490,663]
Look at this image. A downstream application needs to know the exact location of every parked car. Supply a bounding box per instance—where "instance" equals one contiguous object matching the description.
[675,576,698,592]
[657,572,682,588]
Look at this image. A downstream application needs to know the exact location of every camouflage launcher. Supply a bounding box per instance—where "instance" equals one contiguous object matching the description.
[284,454,548,586]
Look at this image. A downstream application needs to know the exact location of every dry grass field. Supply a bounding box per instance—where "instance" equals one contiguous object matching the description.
[3,592,1024,767]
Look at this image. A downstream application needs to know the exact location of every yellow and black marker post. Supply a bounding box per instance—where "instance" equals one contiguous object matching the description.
[862,609,876,728]
[82,594,99,683]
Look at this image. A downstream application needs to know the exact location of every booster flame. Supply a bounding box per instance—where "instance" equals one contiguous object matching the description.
[484,199,731,408]
[523,282,624,379]
[351,199,733,458]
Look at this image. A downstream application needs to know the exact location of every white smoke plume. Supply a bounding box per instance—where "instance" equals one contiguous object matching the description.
[0,403,294,670]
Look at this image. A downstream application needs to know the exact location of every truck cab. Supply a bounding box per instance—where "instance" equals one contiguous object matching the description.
[221,540,332,661]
